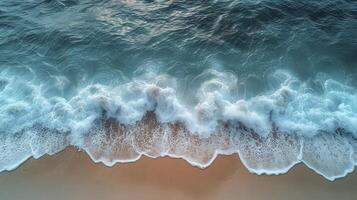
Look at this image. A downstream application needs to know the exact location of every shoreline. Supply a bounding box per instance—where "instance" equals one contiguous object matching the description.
[1,147,357,200]
[2,112,356,182]
[2,146,356,181]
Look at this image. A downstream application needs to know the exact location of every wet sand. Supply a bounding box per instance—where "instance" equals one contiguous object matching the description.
[0,147,356,200]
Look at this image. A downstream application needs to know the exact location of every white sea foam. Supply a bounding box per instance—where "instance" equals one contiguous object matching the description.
[0,68,356,180]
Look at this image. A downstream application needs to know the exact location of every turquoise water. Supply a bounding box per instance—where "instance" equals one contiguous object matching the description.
[1,0,357,180]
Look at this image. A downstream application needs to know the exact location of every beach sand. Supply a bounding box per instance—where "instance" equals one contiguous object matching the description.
[0,147,356,200]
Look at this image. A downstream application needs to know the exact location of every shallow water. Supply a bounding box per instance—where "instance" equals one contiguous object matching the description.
[0,0,357,180]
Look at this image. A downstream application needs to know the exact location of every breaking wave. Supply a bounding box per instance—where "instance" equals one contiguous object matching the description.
[0,68,356,181]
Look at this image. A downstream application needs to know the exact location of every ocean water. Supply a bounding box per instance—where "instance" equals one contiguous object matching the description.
[0,0,357,180]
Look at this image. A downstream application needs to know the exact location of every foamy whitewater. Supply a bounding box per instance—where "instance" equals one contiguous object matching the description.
[1,0,357,181]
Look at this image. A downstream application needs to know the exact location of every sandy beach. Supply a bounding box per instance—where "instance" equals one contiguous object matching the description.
[0,147,356,200]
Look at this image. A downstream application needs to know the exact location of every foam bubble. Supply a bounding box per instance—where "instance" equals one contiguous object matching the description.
[235,127,302,175]
[302,132,355,181]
